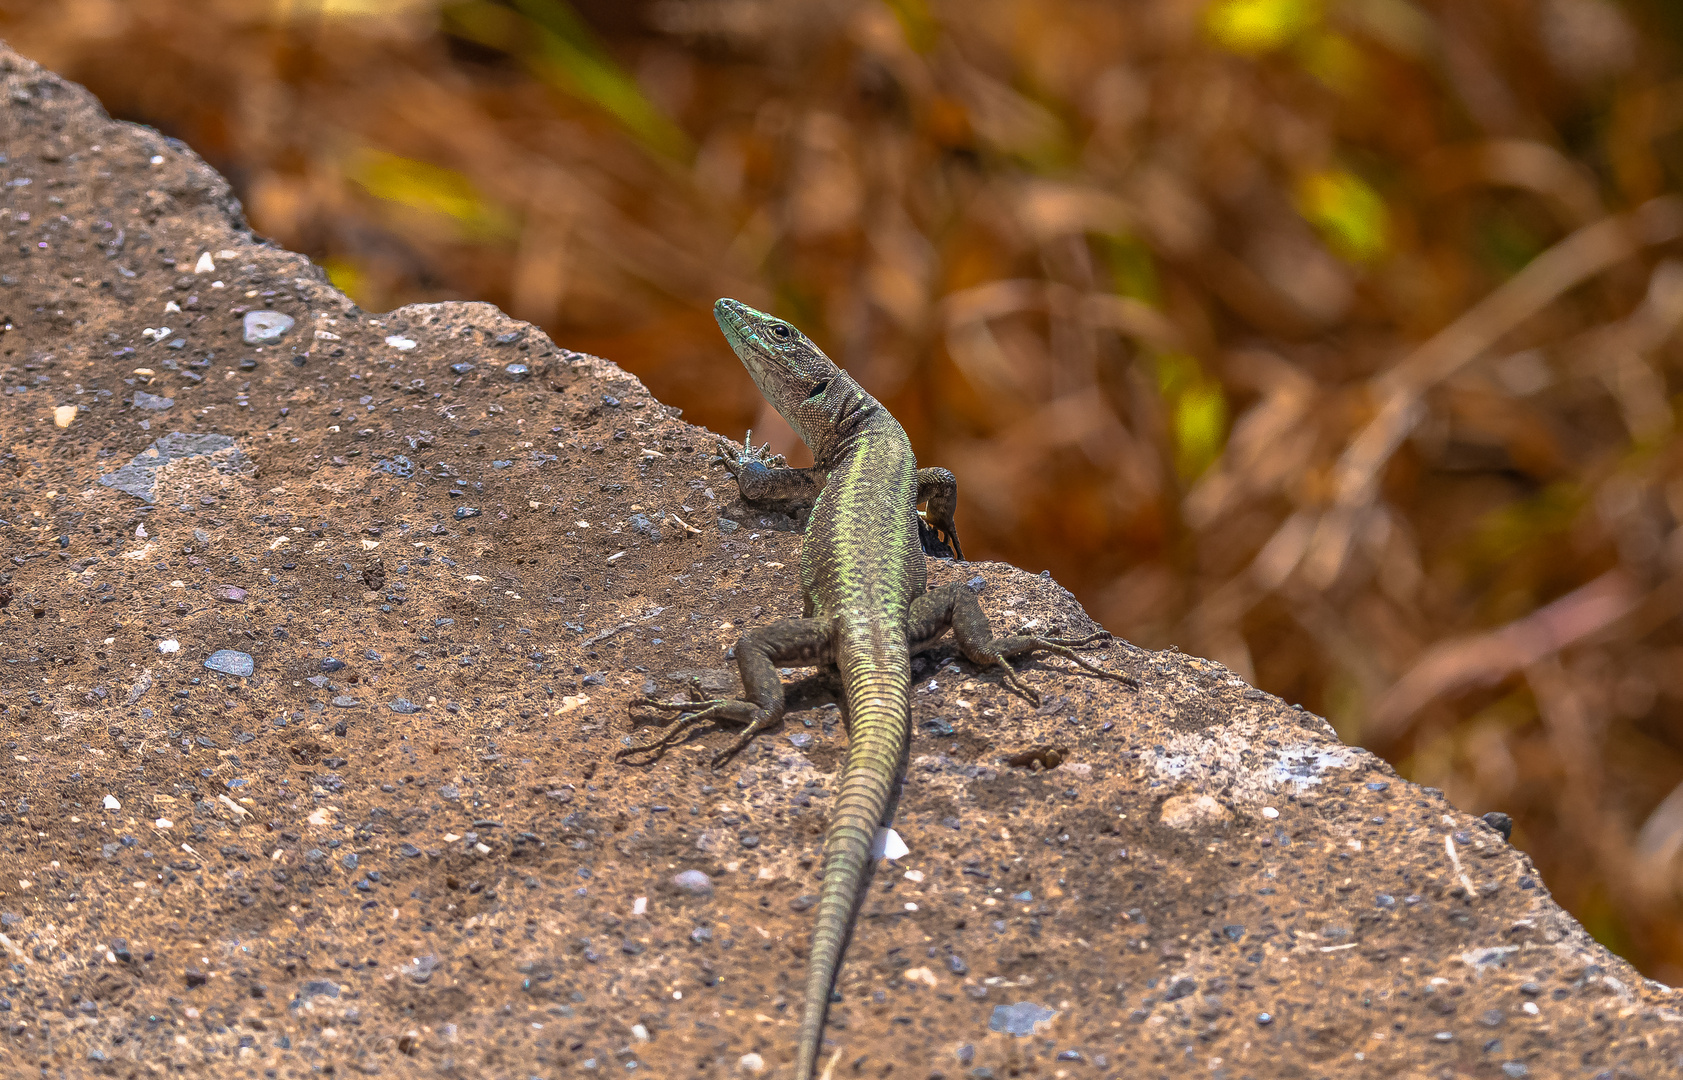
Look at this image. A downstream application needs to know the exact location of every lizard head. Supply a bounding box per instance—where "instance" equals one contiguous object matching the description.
[714,298,860,453]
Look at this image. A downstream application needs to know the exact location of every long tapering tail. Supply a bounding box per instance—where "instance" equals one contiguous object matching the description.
[795,669,910,1079]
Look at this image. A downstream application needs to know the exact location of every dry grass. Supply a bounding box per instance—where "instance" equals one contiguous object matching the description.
[8,0,1683,977]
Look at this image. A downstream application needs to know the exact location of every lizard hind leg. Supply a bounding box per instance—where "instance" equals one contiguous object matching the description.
[909,581,1139,706]
[617,616,834,767]
[616,688,759,761]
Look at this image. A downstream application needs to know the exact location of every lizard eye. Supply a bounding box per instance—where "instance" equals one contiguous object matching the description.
[770,324,792,341]
[807,379,830,398]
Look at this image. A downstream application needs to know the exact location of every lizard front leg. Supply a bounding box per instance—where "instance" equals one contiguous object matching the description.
[908,580,1137,705]
[618,617,834,767]
[716,432,826,503]
[916,467,963,561]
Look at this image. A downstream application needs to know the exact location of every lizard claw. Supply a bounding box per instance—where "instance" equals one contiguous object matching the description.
[714,431,785,478]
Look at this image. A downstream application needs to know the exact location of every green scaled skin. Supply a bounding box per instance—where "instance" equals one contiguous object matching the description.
[619,299,1138,1079]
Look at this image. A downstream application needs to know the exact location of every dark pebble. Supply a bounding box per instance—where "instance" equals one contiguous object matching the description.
[790,895,816,912]
[320,658,345,673]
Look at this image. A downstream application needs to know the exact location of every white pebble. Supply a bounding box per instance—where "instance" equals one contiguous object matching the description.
[1262,807,1279,819]
[52,405,76,429]
[737,1053,765,1074]
[158,639,180,654]
[102,795,121,811]
[385,335,417,351]
[193,252,215,274]
[871,827,909,861]
[631,1024,649,1041]
[632,896,648,916]
[903,869,925,883]
[154,818,173,829]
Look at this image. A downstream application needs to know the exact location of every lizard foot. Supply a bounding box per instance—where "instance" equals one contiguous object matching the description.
[712,430,785,478]
[990,632,1139,706]
[616,696,758,761]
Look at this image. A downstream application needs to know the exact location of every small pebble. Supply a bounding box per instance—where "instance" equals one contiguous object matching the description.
[102,795,121,811]
[672,870,713,896]
[989,1001,1055,1037]
[455,506,481,520]
[871,827,909,860]
[243,310,294,344]
[204,650,253,677]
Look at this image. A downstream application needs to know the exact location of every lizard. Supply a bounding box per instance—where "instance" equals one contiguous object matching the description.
[618,298,1138,1079]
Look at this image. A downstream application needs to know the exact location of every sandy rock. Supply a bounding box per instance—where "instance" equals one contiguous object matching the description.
[0,41,1679,1080]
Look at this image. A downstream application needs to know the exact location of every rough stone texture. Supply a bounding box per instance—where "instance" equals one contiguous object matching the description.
[1,41,1680,1080]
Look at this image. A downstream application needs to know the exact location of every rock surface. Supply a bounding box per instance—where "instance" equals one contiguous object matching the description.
[1,41,1680,1079]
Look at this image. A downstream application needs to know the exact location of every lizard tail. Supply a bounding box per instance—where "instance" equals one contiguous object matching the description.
[795,684,909,1080]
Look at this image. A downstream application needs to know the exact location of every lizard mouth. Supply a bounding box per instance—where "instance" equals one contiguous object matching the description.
[713,297,754,337]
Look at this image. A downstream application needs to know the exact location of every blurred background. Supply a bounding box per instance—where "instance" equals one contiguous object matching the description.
[7,0,1683,977]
